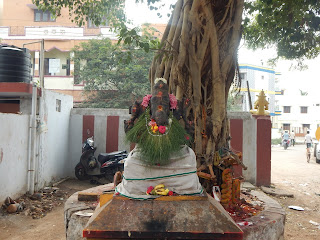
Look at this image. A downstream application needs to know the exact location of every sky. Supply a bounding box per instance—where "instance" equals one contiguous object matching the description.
[238,46,320,98]
[125,1,320,98]
[125,0,174,25]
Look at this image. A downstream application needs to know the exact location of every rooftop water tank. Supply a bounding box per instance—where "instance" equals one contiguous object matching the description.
[0,45,32,83]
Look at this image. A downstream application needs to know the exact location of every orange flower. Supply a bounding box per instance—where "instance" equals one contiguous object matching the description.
[151,125,158,133]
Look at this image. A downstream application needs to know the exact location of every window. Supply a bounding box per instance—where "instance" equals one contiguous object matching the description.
[283,106,291,113]
[87,16,108,28]
[44,58,53,75]
[65,59,70,76]
[43,58,61,75]
[283,123,290,131]
[302,124,310,130]
[240,73,246,81]
[87,18,99,29]
[34,10,56,22]
[300,106,308,114]
[56,99,61,112]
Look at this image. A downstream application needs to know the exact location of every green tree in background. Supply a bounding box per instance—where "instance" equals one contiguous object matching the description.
[227,94,243,112]
[73,38,153,108]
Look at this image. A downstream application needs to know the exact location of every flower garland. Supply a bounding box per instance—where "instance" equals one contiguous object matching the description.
[140,93,177,136]
[141,93,177,110]
[145,108,172,136]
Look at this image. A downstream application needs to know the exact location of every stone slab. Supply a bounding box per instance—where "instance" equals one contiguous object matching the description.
[65,183,114,240]
[240,190,286,240]
[241,182,256,190]
[260,186,294,198]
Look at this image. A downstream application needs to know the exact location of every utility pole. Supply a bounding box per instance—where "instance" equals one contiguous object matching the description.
[246,80,253,111]
[23,39,45,90]
[23,40,45,194]
[40,39,44,89]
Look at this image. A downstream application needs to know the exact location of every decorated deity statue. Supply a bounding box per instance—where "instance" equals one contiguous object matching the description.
[124,78,191,166]
[118,78,203,199]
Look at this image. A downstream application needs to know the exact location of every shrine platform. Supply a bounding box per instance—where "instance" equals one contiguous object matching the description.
[64,183,285,240]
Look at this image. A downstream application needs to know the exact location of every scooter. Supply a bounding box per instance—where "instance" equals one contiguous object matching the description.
[75,136,127,182]
[282,139,291,150]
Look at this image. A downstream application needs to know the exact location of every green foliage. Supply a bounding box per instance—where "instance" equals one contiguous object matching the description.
[299,89,309,96]
[271,138,282,145]
[35,0,320,62]
[33,0,126,28]
[227,93,243,111]
[243,0,320,61]
[125,109,191,165]
[33,0,165,54]
[73,38,153,108]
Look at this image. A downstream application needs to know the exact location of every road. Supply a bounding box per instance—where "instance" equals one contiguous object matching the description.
[270,144,320,240]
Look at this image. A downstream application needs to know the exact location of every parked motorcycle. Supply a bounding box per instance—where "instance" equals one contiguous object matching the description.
[75,136,127,182]
[282,139,291,150]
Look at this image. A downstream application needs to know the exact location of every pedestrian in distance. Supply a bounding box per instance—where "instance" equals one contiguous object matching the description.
[304,130,313,162]
[290,130,295,147]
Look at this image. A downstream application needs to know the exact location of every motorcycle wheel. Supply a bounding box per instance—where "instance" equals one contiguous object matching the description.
[75,163,89,180]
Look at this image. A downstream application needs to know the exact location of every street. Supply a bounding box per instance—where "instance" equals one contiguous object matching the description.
[270,144,320,240]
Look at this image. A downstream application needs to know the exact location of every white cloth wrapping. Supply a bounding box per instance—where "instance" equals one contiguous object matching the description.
[115,145,204,200]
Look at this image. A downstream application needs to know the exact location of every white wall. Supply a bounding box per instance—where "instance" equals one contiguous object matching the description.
[228,112,257,184]
[0,26,118,40]
[43,76,75,89]
[0,90,73,203]
[36,90,73,188]
[0,114,29,201]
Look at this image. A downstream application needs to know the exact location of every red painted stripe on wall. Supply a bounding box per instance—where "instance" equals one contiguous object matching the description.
[83,115,95,143]
[230,119,243,178]
[106,116,119,153]
[256,116,271,186]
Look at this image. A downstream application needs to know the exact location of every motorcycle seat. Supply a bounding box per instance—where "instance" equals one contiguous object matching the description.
[99,150,127,157]
[98,150,127,164]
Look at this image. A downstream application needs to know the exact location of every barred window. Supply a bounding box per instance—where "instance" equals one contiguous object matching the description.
[300,106,308,114]
[34,10,56,22]
[283,106,291,113]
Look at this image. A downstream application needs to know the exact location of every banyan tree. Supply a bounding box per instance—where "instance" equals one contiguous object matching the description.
[35,0,320,191]
[34,0,244,192]
[149,0,243,168]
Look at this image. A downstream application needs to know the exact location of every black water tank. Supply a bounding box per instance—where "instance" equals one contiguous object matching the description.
[0,45,32,83]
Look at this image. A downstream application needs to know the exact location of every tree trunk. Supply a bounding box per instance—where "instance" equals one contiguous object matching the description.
[150,0,244,172]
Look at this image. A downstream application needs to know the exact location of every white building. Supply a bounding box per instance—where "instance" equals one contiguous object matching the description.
[273,89,320,138]
[238,64,277,115]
